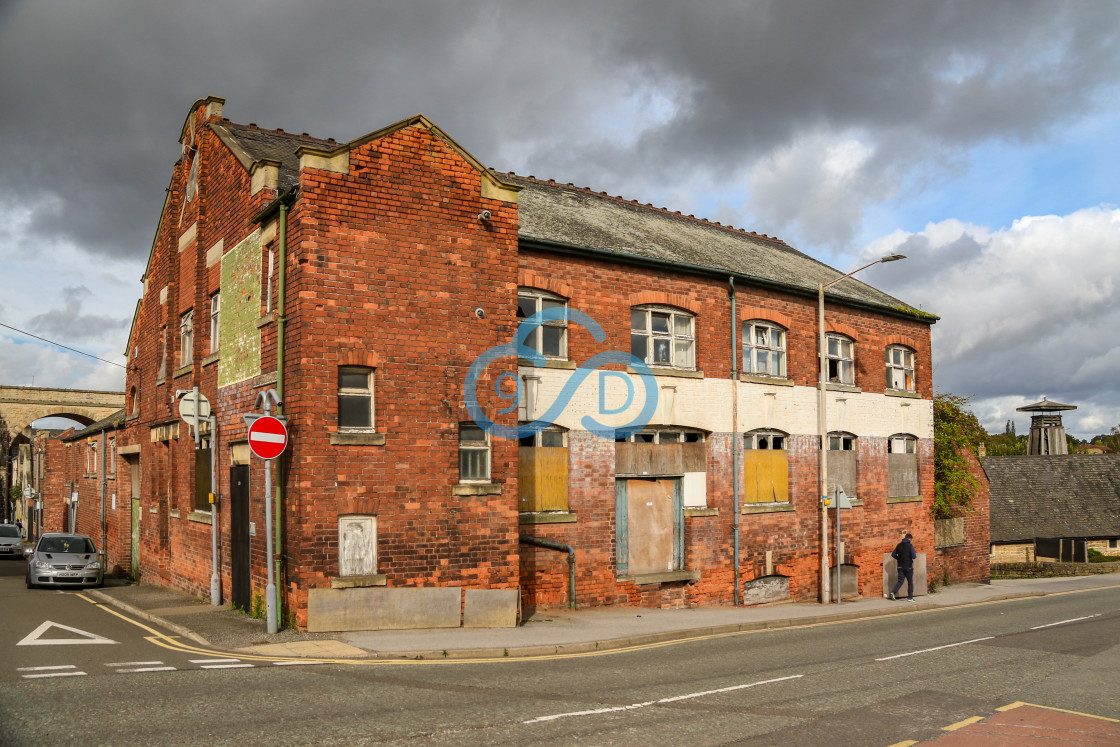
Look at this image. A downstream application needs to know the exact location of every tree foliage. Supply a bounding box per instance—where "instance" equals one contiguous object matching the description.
[932,393,987,519]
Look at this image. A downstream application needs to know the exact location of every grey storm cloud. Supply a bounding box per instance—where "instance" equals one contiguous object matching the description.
[26,286,128,341]
[1,1,1118,262]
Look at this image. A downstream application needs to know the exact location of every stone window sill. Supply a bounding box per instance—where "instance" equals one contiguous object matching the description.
[170,509,180,519]
[822,382,861,393]
[518,358,577,370]
[453,483,503,496]
[684,508,719,517]
[173,364,193,379]
[256,313,275,328]
[202,352,220,367]
[330,432,386,446]
[188,510,212,525]
[885,389,922,399]
[742,502,796,514]
[519,511,577,524]
[738,374,794,387]
[620,570,700,585]
[627,366,704,380]
[330,574,387,589]
[887,495,923,504]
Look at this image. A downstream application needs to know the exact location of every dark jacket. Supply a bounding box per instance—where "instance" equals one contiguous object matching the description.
[891,538,916,568]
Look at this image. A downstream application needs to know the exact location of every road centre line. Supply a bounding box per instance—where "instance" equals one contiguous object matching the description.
[106,661,164,667]
[522,674,803,724]
[18,665,79,671]
[1030,614,1100,630]
[876,637,994,661]
[190,659,242,664]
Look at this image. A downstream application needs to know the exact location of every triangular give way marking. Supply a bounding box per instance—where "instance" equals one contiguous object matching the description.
[17,620,118,646]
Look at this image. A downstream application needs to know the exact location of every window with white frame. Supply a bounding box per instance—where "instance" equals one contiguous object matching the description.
[517,289,568,359]
[86,442,98,475]
[828,432,856,451]
[337,367,375,431]
[519,425,568,448]
[618,428,705,444]
[179,310,194,368]
[744,430,786,450]
[459,424,490,482]
[631,306,695,369]
[886,345,915,392]
[108,438,116,473]
[742,321,786,378]
[209,293,221,354]
[825,334,854,385]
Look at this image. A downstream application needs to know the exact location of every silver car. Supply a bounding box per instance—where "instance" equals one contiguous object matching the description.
[0,524,21,559]
[25,533,103,589]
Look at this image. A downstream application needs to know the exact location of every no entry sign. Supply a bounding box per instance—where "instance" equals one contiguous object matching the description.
[247,415,288,460]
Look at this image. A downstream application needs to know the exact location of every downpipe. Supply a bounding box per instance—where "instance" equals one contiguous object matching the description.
[519,535,576,610]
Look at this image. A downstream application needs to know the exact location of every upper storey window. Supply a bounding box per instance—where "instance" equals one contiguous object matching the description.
[886,345,916,392]
[517,289,568,360]
[179,311,194,369]
[631,306,695,370]
[743,321,786,378]
[825,333,854,385]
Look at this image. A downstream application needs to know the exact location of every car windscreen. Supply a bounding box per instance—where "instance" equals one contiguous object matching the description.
[0,526,19,537]
[38,537,96,554]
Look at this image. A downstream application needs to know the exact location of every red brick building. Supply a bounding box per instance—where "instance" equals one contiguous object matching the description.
[100,96,942,630]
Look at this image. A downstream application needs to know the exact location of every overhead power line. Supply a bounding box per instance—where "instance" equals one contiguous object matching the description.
[0,321,128,370]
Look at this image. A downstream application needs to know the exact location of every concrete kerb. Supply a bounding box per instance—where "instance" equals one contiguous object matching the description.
[82,584,1086,661]
[87,588,213,647]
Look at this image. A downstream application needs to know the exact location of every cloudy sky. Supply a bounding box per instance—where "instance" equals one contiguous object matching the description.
[1,1,1118,437]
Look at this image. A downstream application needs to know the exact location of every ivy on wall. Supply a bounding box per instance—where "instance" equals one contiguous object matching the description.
[932,392,987,519]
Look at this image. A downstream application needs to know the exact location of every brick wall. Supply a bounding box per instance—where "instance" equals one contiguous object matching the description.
[932,447,991,585]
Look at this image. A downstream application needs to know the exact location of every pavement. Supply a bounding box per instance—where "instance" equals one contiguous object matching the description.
[85,571,1120,661]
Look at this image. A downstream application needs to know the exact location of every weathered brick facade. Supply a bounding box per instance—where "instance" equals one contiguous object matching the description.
[62,96,953,629]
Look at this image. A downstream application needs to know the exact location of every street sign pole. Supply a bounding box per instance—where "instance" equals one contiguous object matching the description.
[248,389,285,634]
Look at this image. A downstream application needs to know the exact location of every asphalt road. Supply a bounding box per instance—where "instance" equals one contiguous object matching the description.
[2,558,1118,746]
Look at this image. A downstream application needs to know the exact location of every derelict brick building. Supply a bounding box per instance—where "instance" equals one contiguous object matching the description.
[110,96,939,630]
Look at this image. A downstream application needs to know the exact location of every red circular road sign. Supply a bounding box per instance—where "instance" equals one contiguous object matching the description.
[247,416,288,460]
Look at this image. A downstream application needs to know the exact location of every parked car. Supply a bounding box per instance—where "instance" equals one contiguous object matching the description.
[0,524,22,559]
[25,533,103,589]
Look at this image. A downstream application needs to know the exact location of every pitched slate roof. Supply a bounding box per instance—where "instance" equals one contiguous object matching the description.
[501,174,927,318]
[62,409,127,441]
[210,121,337,191]
[213,114,932,321]
[982,455,1120,541]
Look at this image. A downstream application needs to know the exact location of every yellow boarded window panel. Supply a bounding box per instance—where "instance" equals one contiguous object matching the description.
[518,447,569,512]
[743,450,788,503]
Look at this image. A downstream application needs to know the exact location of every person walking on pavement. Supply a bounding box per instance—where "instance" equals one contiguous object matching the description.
[890,532,917,602]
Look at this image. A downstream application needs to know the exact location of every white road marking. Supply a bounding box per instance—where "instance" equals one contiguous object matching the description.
[1030,614,1100,630]
[17,620,118,646]
[876,637,994,661]
[105,661,176,673]
[190,658,254,670]
[18,665,86,679]
[522,674,803,724]
[273,661,324,666]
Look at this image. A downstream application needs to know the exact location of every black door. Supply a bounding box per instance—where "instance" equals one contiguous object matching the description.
[230,464,250,611]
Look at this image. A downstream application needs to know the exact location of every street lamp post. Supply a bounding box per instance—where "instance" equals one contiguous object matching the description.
[818,253,906,604]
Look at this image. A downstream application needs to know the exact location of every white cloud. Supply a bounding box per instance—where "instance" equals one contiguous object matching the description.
[866,205,1120,435]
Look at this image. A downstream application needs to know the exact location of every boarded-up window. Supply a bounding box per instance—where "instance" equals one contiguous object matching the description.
[519,446,569,512]
[616,437,705,477]
[620,478,681,576]
[888,434,918,497]
[194,446,212,512]
[828,432,858,500]
[743,431,789,504]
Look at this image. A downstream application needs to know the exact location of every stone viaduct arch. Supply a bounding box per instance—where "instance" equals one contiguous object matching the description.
[0,385,125,437]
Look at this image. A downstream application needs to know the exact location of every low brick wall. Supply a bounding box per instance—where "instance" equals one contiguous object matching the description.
[991,562,1120,579]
